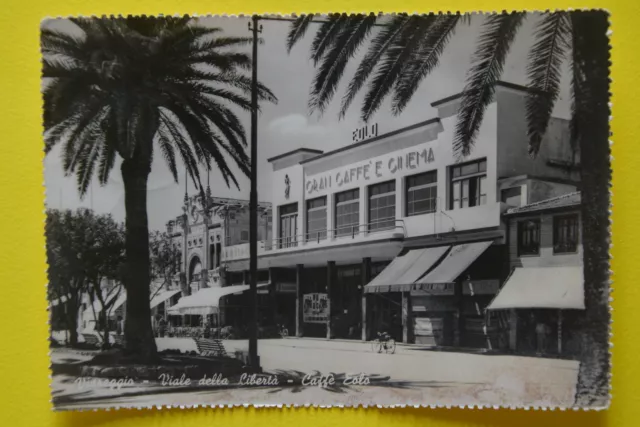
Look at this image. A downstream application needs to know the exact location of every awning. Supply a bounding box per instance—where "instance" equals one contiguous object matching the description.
[150,289,182,309]
[167,283,270,316]
[363,246,450,293]
[487,266,585,310]
[417,241,493,284]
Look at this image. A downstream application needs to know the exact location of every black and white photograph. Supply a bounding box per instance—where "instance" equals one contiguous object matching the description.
[42,11,611,410]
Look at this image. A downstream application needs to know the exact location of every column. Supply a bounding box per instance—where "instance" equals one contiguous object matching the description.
[295,264,304,337]
[402,291,412,344]
[326,261,336,339]
[269,267,278,325]
[361,257,371,341]
[509,309,518,351]
[557,310,563,355]
[453,281,463,347]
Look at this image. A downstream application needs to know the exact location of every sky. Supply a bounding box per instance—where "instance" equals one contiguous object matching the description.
[43,13,572,231]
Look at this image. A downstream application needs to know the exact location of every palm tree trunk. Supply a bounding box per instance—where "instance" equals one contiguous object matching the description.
[572,11,611,407]
[121,158,158,362]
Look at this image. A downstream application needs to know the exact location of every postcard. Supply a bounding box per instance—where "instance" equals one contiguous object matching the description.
[43,11,611,410]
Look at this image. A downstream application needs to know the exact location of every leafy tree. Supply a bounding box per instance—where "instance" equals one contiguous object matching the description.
[288,11,610,405]
[42,17,277,361]
[149,230,181,300]
[46,208,125,348]
[82,213,126,349]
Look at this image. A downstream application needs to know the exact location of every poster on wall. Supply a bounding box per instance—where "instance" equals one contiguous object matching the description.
[303,293,330,323]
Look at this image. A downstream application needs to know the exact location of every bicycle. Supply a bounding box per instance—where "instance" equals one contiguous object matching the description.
[371,332,396,354]
[278,324,289,338]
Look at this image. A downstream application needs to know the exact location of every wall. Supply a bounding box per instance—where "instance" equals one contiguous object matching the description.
[508,209,583,269]
[269,103,501,247]
[496,87,580,183]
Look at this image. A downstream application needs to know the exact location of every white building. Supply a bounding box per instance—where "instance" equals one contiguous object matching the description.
[218,81,581,348]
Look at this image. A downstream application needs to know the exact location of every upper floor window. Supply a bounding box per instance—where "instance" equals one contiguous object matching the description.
[335,189,360,237]
[517,219,540,256]
[240,230,249,242]
[279,203,298,248]
[406,171,437,216]
[450,159,487,210]
[306,197,327,242]
[368,180,396,232]
[553,214,579,254]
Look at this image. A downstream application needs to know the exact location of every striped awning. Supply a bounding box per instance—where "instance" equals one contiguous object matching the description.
[363,246,450,293]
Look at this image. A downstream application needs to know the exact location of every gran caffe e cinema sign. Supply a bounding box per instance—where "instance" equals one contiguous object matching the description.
[305,145,436,196]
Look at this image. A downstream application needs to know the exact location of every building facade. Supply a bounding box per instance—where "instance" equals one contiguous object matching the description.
[219,82,582,349]
[488,191,584,356]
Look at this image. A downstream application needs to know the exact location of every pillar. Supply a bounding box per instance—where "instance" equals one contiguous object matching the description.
[453,281,463,347]
[557,310,563,355]
[295,264,304,337]
[509,309,518,351]
[402,291,412,344]
[361,257,371,341]
[326,261,336,340]
[269,267,278,325]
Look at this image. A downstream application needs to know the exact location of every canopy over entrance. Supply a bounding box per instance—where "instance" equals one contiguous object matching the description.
[487,266,585,310]
[363,241,494,294]
[167,283,270,316]
[363,246,450,293]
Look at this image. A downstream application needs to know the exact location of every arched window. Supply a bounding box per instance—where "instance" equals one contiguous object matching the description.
[189,257,202,283]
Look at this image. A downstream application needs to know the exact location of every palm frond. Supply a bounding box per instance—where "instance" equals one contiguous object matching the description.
[286,14,315,52]
[338,14,410,119]
[310,14,350,65]
[525,12,572,156]
[97,136,117,185]
[392,14,461,114]
[454,12,525,157]
[360,15,437,123]
[309,14,378,114]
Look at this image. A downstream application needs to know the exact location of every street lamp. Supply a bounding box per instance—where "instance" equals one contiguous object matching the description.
[247,15,263,372]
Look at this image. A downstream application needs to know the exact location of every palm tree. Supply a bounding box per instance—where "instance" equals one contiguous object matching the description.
[287,11,610,406]
[42,16,277,361]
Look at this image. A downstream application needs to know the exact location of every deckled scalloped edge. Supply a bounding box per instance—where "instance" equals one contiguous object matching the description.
[41,8,614,413]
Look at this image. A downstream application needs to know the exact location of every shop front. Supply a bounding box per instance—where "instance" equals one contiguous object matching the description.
[363,240,505,349]
[487,265,585,357]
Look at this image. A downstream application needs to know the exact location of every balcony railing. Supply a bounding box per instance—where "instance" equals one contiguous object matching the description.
[271,219,406,250]
[220,219,406,262]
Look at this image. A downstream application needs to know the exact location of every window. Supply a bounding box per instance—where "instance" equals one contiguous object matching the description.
[450,159,487,209]
[306,197,327,242]
[406,171,437,216]
[215,242,221,267]
[240,230,249,242]
[501,187,522,207]
[553,214,579,253]
[335,189,360,237]
[517,219,540,256]
[279,203,298,248]
[368,180,396,231]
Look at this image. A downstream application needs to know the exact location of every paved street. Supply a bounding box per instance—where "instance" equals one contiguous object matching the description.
[53,337,579,409]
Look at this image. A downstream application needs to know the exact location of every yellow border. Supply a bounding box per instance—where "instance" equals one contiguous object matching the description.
[0,0,634,425]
